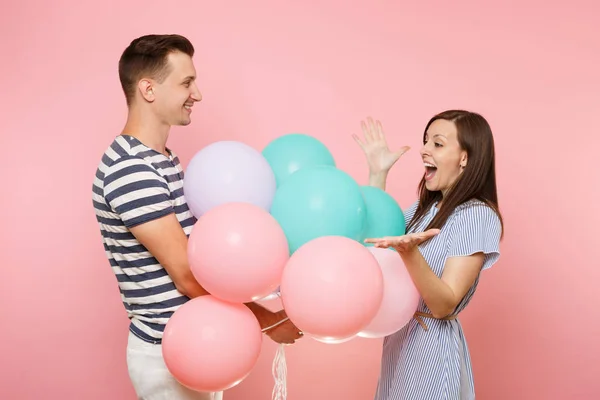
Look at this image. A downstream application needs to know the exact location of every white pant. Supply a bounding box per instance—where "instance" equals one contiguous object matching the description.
[127,331,224,400]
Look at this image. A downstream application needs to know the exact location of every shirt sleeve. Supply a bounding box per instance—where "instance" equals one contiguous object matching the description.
[446,202,502,270]
[103,156,174,228]
[403,200,420,226]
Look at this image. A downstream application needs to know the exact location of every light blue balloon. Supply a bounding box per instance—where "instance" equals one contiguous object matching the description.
[262,133,336,187]
[270,165,367,254]
[360,186,406,246]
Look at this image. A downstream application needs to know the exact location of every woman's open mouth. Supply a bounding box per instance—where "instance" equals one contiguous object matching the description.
[424,162,437,181]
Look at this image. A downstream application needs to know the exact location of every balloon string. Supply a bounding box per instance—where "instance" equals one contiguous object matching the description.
[261,317,290,333]
[272,344,287,400]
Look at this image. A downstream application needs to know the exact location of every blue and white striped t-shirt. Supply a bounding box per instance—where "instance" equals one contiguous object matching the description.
[92,135,197,344]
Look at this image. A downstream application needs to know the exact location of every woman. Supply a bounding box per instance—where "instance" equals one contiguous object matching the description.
[353,110,504,400]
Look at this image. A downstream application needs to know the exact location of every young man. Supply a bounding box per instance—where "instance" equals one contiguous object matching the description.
[92,34,302,400]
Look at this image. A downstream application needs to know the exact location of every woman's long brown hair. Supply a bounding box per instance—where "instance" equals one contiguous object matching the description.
[406,110,504,238]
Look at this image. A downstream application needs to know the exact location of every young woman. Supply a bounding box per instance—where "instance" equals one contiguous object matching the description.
[353,110,504,400]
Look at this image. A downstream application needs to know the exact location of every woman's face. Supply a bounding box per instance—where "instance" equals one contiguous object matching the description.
[420,119,468,196]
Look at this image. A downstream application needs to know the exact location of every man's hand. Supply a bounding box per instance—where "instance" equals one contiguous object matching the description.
[245,304,303,344]
[245,302,280,329]
[265,315,304,345]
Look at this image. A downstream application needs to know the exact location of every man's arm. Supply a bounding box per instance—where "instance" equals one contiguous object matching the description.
[103,155,300,341]
[129,213,208,298]
[130,213,282,327]
[103,156,203,296]
[103,156,279,325]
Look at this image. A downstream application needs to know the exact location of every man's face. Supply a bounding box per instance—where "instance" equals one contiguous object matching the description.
[151,51,202,126]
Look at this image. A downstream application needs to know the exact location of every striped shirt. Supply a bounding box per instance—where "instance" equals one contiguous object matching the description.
[375,199,502,400]
[92,135,197,344]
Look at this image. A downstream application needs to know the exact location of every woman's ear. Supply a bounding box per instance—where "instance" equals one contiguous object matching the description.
[460,151,468,169]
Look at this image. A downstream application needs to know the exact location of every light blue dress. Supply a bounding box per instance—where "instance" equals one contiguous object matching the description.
[374,199,502,400]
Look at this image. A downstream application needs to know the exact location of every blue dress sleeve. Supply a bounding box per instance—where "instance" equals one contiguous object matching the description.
[446,202,502,270]
[403,200,419,227]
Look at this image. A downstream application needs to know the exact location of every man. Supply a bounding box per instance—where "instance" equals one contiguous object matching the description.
[92,34,302,400]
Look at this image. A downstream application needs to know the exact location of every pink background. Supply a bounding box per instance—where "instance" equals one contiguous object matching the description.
[2,0,599,399]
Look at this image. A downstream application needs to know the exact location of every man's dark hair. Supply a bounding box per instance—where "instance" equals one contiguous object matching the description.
[118,34,195,105]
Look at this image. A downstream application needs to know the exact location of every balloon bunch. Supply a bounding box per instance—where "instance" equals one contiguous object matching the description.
[161,133,420,394]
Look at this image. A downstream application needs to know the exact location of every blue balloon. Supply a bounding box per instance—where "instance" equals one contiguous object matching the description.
[270,165,367,254]
[262,133,336,187]
[360,186,406,245]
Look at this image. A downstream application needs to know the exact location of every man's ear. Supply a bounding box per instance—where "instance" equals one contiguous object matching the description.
[138,79,155,102]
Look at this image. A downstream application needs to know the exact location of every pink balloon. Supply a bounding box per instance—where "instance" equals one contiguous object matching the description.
[280,236,383,342]
[358,248,420,339]
[313,335,357,344]
[188,202,289,303]
[162,296,262,392]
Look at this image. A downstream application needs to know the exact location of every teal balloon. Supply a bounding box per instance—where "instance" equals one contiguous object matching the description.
[270,165,367,254]
[360,186,406,245]
[262,133,336,187]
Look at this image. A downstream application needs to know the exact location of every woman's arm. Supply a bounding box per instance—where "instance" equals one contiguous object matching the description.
[399,248,484,318]
[365,203,502,318]
[369,171,389,191]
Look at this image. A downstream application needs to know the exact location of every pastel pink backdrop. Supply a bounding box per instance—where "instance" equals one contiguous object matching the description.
[1,1,598,399]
